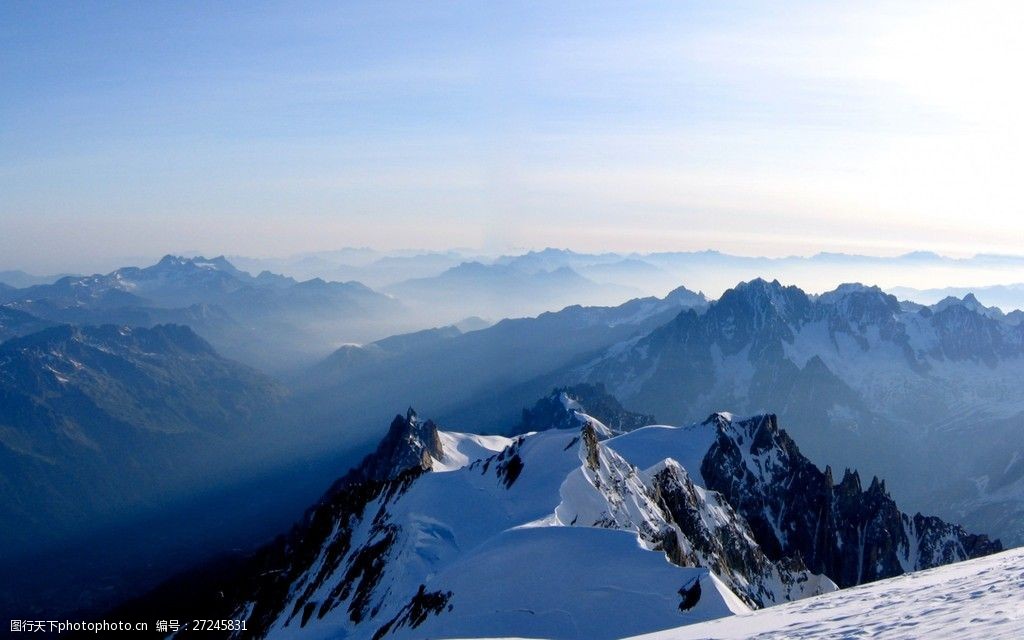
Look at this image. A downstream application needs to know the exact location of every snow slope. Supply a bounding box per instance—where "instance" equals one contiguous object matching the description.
[410,527,748,640]
[627,546,1024,640]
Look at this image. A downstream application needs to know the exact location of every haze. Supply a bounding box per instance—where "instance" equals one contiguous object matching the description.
[2,1,1023,274]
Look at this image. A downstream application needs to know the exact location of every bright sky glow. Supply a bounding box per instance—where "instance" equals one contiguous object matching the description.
[1,1,1022,272]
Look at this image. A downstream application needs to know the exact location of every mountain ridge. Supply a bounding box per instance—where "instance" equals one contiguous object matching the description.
[576,278,1024,544]
[0,322,285,553]
[112,389,998,639]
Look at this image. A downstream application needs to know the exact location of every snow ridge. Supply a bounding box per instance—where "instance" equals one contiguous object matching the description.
[167,391,1003,640]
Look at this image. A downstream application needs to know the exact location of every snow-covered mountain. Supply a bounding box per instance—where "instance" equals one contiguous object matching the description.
[576,279,1024,544]
[0,255,258,309]
[152,391,997,639]
[628,546,1024,640]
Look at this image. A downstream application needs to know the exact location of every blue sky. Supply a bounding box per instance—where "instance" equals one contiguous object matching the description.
[2,1,1022,272]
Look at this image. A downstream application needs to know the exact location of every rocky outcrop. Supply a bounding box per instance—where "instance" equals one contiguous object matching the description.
[699,413,1002,588]
[348,409,444,483]
[650,460,832,607]
[558,416,835,608]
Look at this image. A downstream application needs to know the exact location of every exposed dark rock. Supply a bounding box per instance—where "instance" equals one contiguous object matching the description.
[371,584,453,640]
[678,577,701,611]
[518,383,655,435]
[494,437,527,489]
[650,459,819,607]
[350,408,444,482]
[582,423,601,471]
[699,413,1002,589]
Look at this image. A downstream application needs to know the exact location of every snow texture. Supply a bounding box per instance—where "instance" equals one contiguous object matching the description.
[627,546,1024,640]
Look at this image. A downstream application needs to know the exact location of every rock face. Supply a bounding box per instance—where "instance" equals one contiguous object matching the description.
[348,409,445,483]
[651,460,831,607]
[129,393,999,640]
[698,413,1002,588]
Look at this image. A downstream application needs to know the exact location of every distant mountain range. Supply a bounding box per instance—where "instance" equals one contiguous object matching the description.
[0,253,690,371]
[0,255,410,372]
[115,389,997,639]
[8,250,1024,372]
[227,250,478,288]
[890,284,1024,314]
[0,269,73,288]
[383,261,644,324]
[214,246,1024,299]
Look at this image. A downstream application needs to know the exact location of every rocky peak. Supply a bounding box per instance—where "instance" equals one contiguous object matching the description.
[720,279,809,317]
[561,422,836,608]
[698,413,1002,588]
[118,402,1004,639]
[814,284,905,352]
[708,279,810,357]
[818,283,900,322]
[350,409,445,484]
[155,254,190,269]
[663,285,708,308]
[837,468,862,494]
[516,383,654,437]
[928,304,1007,365]
[704,412,794,459]
[581,421,603,470]
[153,254,236,273]
[866,475,888,497]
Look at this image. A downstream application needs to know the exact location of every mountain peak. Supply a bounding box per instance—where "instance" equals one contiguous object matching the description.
[155,254,188,267]
[702,411,736,429]
[818,282,879,300]
[150,254,243,275]
[717,279,810,320]
[735,277,783,294]
[838,468,862,493]
[516,384,654,436]
[340,409,446,486]
[664,284,707,306]
[817,282,900,323]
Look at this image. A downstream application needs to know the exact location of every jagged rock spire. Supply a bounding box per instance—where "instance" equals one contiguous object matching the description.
[349,408,445,484]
